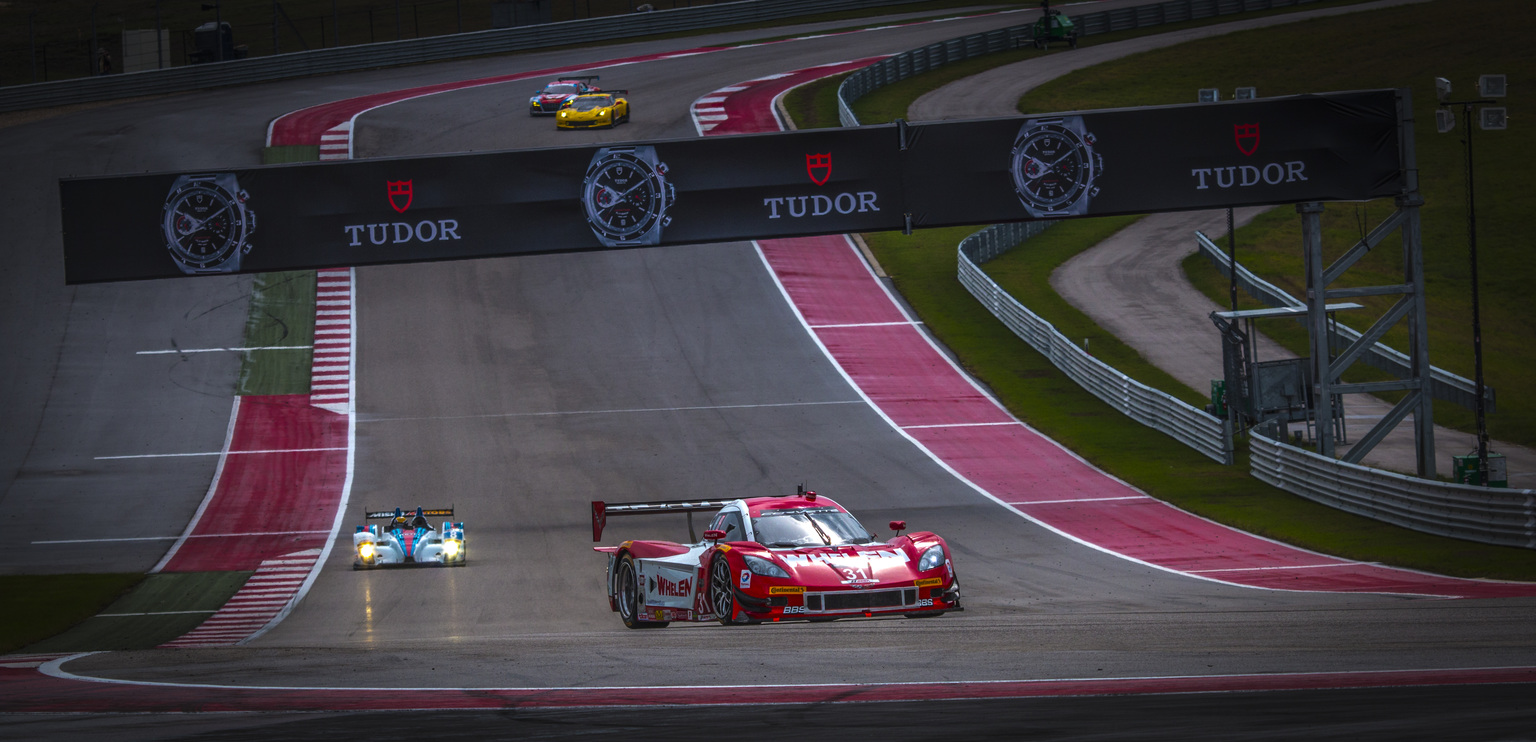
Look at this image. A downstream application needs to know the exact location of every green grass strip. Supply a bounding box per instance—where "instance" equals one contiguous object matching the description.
[0,574,143,654]
[238,270,318,396]
[21,572,254,653]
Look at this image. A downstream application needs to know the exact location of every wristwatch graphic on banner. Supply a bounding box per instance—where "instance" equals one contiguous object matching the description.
[581,145,675,247]
[1009,115,1103,218]
[162,173,256,274]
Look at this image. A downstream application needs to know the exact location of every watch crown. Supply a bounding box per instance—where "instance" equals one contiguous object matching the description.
[656,162,669,176]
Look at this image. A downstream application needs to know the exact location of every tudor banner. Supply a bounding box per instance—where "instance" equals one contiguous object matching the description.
[902,88,1404,228]
[59,89,1404,284]
[59,125,907,283]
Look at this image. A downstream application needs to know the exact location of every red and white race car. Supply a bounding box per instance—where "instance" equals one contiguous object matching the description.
[528,75,600,115]
[592,487,961,628]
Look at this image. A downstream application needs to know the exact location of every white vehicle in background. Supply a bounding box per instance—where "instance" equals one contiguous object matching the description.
[353,507,466,569]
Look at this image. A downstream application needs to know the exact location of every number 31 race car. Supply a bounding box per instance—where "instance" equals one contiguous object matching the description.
[592,487,960,628]
[353,507,466,569]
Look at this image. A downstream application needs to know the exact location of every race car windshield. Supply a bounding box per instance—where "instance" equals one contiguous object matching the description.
[753,508,875,548]
[571,97,612,111]
[542,84,578,95]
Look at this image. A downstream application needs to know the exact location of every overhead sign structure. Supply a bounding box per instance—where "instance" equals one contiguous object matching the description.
[59,89,1405,284]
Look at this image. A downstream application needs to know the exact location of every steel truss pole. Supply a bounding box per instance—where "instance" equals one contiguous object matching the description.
[1300,201,1333,458]
[1401,87,1436,477]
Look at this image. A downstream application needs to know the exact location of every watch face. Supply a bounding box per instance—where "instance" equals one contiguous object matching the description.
[163,179,250,271]
[582,152,667,244]
[1011,122,1096,213]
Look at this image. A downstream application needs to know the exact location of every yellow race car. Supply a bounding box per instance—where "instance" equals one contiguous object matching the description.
[556,91,630,130]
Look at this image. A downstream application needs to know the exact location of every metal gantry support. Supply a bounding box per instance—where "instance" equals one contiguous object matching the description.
[1296,88,1436,477]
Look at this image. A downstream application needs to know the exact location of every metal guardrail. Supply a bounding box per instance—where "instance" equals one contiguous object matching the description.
[838,0,1333,127]
[1251,431,1535,548]
[0,0,926,114]
[1194,230,1496,413]
[959,223,1234,464]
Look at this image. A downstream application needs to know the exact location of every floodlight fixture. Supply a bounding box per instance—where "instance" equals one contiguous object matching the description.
[1198,88,1219,103]
[1481,107,1507,131]
[1435,108,1455,133]
[1234,86,1257,100]
[1435,77,1452,102]
[1479,74,1506,98]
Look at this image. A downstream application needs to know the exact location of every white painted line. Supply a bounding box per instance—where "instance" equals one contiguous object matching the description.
[312,374,350,382]
[96,610,218,617]
[151,396,238,573]
[137,346,311,355]
[694,106,726,113]
[902,422,1021,430]
[695,114,728,122]
[95,447,347,460]
[362,399,864,423]
[317,299,351,306]
[1016,496,1150,506]
[35,529,333,545]
[316,318,350,326]
[696,96,727,103]
[317,291,350,297]
[809,321,924,329]
[1188,563,1361,574]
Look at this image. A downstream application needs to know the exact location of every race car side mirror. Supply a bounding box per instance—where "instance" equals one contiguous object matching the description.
[889,521,906,535]
[703,529,727,542]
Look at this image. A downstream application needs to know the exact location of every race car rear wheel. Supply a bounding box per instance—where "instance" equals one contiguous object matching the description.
[617,554,668,629]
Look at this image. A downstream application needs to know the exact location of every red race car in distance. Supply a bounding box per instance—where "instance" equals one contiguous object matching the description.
[529,75,600,115]
[592,487,961,628]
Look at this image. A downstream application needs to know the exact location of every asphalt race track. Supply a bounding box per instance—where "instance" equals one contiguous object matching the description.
[4,2,1535,738]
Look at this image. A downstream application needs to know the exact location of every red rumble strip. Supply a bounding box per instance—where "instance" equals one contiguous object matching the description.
[709,66,1536,600]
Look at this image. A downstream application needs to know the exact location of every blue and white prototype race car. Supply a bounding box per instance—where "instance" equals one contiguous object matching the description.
[353,507,466,569]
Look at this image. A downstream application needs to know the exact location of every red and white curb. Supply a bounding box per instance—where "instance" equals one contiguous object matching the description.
[318,121,352,161]
[159,549,322,648]
[691,74,791,134]
[311,267,355,414]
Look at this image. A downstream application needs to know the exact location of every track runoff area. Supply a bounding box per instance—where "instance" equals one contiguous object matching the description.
[18,11,1536,714]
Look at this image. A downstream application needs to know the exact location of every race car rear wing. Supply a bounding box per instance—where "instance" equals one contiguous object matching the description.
[363,506,454,520]
[591,498,732,543]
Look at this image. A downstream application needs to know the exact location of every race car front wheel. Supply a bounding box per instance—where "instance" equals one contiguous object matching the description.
[617,554,668,629]
[710,554,747,626]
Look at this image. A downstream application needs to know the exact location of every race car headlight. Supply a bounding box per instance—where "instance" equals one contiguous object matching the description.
[743,554,789,578]
[559,111,567,117]
[918,544,945,572]
[598,110,608,116]
[443,539,461,558]
[358,542,375,559]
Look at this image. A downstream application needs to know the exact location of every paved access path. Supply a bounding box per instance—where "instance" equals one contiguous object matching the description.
[907,0,1536,484]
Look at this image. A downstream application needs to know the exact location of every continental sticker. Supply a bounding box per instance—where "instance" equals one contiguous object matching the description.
[769,586,806,595]
[915,577,944,588]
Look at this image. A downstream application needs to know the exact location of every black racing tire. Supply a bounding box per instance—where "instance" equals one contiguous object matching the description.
[617,554,668,629]
[709,553,744,626]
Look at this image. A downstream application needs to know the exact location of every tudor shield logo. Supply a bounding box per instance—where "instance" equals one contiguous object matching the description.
[387,180,413,213]
[1234,124,1260,156]
[806,153,832,186]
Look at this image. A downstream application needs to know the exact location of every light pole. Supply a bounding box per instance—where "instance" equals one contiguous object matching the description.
[1435,74,1507,486]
